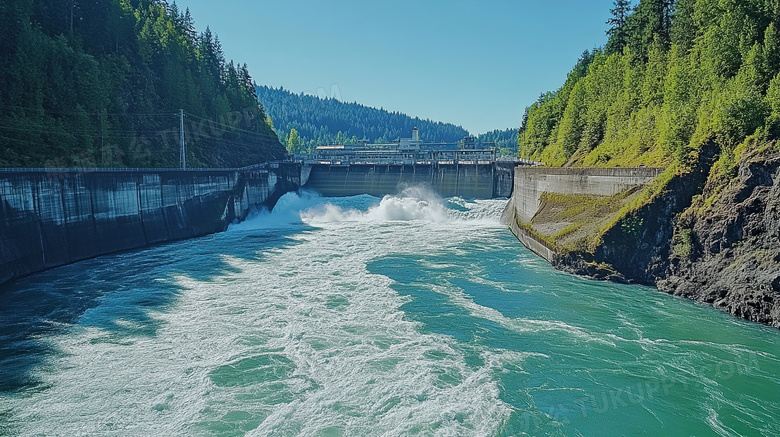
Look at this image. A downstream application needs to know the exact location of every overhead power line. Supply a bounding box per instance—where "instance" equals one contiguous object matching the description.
[184,112,270,138]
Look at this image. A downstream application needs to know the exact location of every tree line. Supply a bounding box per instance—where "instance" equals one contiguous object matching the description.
[477,128,519,156]
[256,85,471,153]
[518,0,780,169]
[0,0,285,168]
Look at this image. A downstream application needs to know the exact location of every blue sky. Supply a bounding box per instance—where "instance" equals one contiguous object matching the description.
[176,0,616,134]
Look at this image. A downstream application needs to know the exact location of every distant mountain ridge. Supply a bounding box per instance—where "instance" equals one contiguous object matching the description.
[256,85,475,152]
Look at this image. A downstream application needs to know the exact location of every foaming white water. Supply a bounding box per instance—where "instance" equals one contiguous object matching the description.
[238,187,509,227]
[446,197,510,224]
[229,190,325,230]
[5,190,515,436]
[6,189,780,436]
[302,188,450,224]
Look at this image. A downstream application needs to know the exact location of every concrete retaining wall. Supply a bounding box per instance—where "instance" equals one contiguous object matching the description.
[0,164,300,285]
[503,166,663,257]
[502,203,557,262]
[304,162,515,198]
[511,167,664,222]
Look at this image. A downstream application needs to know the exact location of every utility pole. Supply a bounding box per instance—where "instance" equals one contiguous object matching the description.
[179,109,186,169]
[100,111,105,167]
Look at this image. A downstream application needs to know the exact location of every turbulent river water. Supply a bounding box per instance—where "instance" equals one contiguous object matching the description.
[1,189,779,436]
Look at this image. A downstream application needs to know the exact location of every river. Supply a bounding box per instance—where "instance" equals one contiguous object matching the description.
[1,189,779,436]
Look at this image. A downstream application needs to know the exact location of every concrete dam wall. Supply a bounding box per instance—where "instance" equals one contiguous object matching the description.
[303,162,516,198]
[508,167,664,223]
[0,164,299,285]
[502,166,663,261]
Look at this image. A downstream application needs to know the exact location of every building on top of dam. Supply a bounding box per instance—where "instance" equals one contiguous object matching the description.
[295,128,531,166]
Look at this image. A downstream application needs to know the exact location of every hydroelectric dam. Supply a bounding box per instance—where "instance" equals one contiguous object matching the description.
[4,162,780,437]
[1,128,533,284]
[301,161,519,198]
[297,128,537,198]
[0,149,527,285]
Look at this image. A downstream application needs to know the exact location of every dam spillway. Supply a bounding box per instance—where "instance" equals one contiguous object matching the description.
[302,161,517,198]
[297,128,532,199]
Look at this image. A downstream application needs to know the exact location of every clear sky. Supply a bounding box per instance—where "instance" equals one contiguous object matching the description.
[175,0,615,135]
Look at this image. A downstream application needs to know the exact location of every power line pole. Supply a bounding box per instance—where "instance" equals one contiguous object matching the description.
[100,111,104,167]
[179,109,186,169]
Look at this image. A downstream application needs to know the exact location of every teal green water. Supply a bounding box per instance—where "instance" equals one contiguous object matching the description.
[1,191,779,436]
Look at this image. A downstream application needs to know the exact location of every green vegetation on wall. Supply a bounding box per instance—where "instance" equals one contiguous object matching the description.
[518,0,780,169]
[0,0,285,168]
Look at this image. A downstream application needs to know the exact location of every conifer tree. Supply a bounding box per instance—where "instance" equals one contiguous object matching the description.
[627,0,674,61]
[606,0,633,55]
[764,23,780,78]
[670,0,696,51]
[183,8,197,43]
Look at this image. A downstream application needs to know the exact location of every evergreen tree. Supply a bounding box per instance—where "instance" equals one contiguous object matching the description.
[626,0,674,61]
[606,0,633,55]
[670,0,697,51]
[183,8,197,42]
[520,107,530,130]
[764,23,780,78]
[0,0,286,168]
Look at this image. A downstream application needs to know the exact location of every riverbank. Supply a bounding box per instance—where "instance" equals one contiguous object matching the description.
[503,152,780,328]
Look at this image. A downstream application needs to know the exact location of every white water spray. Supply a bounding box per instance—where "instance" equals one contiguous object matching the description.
[233,186,508,230]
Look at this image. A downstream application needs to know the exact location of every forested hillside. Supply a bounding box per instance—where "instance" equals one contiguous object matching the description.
[0,0,285,168]
[519,0,780,170]
[477,128,518,155]
[256,85,470,153]
[512,0,780,327]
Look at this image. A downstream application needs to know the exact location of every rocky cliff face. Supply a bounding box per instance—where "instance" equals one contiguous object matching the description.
[506,144,780,328]
[550,147,717,285]
[594,146,719,284]
[659,151,780,328]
